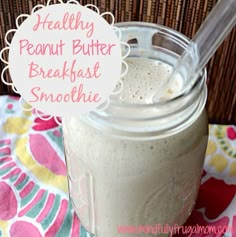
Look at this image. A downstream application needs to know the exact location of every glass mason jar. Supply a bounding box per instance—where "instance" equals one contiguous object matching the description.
[62,22,208,237]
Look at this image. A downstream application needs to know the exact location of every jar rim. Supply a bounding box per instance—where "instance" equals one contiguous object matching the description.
[115,21,191,46]
[82,22,207,139]
[109,21,202,108]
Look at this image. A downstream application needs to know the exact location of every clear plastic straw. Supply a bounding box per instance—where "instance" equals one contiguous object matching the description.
[194,0,236,73]
[154,0,236,100]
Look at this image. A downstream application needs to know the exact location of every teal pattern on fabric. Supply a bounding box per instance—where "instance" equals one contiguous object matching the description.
[21,184,40,207]
[26,190,48,218]
[41,194,61,230]
[56,202,73,237]
[16,175,30,190]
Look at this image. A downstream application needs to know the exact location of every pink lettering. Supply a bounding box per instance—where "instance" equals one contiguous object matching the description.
[29,84,101,103]
[28,62,39,78]
[28,60,101,82]
[72,39,116,56]
[19,39,65,56]
[30,87,40,102]
[117,224,234,236]
[33,12,94,37]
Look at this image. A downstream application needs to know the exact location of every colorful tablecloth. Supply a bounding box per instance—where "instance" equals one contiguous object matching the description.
[0,95,235,237]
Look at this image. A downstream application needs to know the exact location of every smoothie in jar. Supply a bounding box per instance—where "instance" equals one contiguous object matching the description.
[62,22,208,237]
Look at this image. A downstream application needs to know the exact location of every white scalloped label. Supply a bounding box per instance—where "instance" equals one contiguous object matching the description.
[1,0,129,118]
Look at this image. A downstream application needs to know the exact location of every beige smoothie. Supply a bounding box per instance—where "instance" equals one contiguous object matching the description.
[62,57,208,237]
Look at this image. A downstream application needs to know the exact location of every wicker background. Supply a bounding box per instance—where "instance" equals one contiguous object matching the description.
[0,0,235,123]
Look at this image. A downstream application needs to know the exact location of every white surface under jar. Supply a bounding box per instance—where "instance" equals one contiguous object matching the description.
[62,22,208,237]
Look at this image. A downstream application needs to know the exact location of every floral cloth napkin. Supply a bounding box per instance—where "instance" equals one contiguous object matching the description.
[0,95,235,237]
